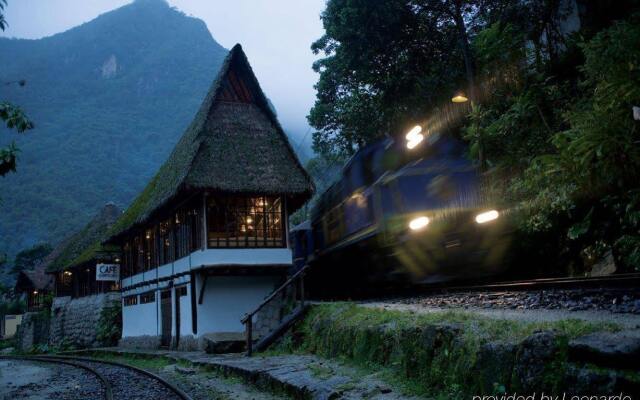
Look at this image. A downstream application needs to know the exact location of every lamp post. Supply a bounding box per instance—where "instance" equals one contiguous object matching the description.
[451,91,484,170]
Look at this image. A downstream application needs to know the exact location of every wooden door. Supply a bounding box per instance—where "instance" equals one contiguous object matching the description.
[174,288,181,349]
[160,290,172,348]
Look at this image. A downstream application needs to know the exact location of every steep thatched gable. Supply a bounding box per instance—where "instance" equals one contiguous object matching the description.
[15,267,54,291]
[46,203,121,272]
[107,44,314,242]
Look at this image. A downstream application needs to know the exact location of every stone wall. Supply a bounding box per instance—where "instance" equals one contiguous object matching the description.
[280,304,640,397]
[118,335,162,349]
[14,311,50,351]
[253,284,291,339]
[50,292,120,348]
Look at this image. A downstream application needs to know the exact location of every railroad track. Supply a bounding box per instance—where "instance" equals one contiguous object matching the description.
[417,272,640,294]
[0,354,192,400]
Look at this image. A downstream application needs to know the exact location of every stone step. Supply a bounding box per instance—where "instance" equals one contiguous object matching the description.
[202,332,245,354]
[91,349,419,399]
[568,330,640,370]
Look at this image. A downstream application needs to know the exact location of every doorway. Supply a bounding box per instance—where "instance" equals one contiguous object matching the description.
[160,289,172,348]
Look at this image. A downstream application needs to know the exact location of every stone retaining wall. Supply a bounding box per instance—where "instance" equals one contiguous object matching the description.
[280,304,640,397]
[50,292,120,348]
[118,335,162,349]
[14,311,50,351]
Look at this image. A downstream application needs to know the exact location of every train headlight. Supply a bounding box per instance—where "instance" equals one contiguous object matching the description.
[475,210,499,224]
[409,216,430,231]
[406,125,424,150]
[405,125,422,141]
[406,134,424,149]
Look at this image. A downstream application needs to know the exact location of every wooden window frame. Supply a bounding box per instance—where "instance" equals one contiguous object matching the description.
[140,291,156,304]
[206,195,286,249]
[123,295,138,306]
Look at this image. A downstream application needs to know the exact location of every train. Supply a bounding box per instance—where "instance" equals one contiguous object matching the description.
[291,128,513,296]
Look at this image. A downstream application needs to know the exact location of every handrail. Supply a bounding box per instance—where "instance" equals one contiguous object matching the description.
[241,264,309,324]
[242,264,310,356]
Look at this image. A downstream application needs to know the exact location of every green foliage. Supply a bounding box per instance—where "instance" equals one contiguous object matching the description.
[96,302,122,346]
[273,304,620,397]
[27,338,75,355]
[12,243,52,273]
[0,297,25,317]
[308,0,640,275]
[0,0,227,259]
[0,0,34,177]
[509,19,640,272]
[0,0,6,31]
[290,154,344,225]
[309,0,475,157]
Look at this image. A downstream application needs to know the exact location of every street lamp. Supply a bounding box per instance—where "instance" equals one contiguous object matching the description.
[452,89,484,170]
[451,92,469,103]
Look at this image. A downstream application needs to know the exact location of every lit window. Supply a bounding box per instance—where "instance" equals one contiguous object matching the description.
[207,196,284,248]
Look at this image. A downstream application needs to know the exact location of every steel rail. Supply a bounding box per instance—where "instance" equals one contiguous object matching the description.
[417,272,640,294]
[0,355,114,400]
[35,354,192,400]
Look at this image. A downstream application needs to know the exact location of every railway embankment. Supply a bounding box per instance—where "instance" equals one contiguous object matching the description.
[83,302,640,399]
[270,303,640,398]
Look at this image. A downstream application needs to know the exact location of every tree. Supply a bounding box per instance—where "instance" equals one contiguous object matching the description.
[0,0,6,31]
[0,0,34,177]
[12,243,52,273]
[307,0,530,158]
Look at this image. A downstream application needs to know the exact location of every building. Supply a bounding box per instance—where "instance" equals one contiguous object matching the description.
[42,202,122,348]
[47,202,122,298]
[1,314,23,339]
[15,267,53,312]
[105,44,313,349]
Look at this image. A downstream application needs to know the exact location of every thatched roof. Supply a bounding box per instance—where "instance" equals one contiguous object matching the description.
[107,44,313,242]
[46,203,121,272]
[15,267,53,291]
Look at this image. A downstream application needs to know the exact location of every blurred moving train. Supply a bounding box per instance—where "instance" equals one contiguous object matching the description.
[290,128,513,296]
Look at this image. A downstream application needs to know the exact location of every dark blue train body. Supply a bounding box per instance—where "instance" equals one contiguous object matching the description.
[291,134,512,295]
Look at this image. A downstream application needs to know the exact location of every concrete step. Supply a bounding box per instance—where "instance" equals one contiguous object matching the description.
[202,332,245,354]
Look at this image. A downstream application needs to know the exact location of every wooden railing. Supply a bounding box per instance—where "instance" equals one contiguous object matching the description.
[241,265,309,356]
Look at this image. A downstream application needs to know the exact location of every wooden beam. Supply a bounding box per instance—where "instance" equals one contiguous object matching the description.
[198,274,208,305]
[202,193,208,250]
[190,272,197,335]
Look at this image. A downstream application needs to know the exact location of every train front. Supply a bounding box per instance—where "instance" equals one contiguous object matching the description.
[379,129,513,283]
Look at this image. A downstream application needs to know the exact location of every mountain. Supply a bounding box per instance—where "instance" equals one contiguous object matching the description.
[0,0,228,261]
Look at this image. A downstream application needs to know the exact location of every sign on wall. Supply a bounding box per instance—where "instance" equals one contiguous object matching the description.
[96,263,120,281]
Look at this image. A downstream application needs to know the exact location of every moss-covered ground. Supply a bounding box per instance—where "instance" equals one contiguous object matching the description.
[266,303,626,399]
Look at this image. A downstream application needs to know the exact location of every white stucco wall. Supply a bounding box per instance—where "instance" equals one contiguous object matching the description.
[196,275,280,335]
[122,248,291,291]
[122,296,159,338]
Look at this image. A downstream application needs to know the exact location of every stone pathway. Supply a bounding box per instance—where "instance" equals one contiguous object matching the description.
[91,349,421,399]
[156,363,289,400]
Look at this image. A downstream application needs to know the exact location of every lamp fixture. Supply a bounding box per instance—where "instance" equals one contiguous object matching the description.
[451,92,469,103]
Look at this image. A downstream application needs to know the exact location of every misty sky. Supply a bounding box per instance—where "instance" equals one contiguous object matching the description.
[0,0,326,156]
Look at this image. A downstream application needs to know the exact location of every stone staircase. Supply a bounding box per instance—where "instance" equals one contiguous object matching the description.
[241,265,310,356]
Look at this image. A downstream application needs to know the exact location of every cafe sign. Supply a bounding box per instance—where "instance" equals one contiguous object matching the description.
[96,263,120,281]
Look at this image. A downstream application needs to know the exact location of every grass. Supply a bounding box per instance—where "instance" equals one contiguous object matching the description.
[267,303,624,398]
[89,352,177,371]
[0,338,15,351]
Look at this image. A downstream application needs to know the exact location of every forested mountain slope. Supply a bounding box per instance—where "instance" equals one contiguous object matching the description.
[0,0,227,260]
